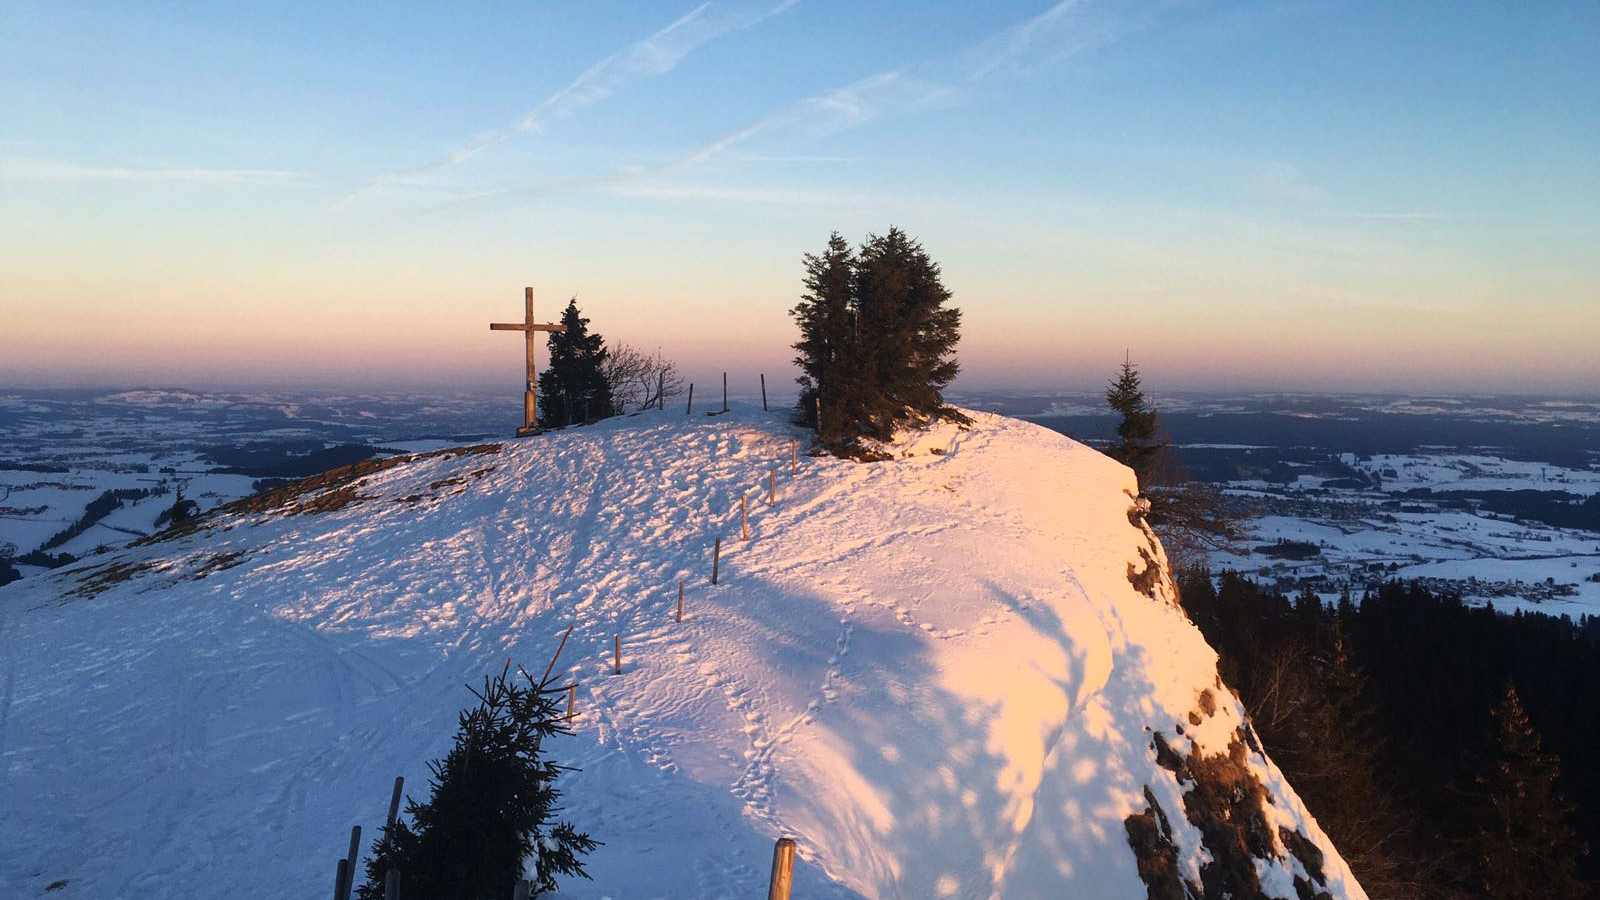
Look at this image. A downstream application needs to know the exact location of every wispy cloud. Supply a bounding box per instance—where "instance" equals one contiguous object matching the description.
[678,68,955,169]
[1247,161,1453,222]
[966,0,1140,81]
[728,154,857,164]
[674,0,1140,168]
[1249,160,1329,206]
[339,0,797,208]
[607,181,864,205]
[414,0,1147,213]
[1339,211,1451,222]
[0,157,306,185]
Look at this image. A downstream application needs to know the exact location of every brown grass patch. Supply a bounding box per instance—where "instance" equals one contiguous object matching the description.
[137,443,501,543]
[192,550,249,579]
[68,560,157,597]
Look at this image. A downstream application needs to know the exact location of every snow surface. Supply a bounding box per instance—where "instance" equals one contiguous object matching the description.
[0,405,1364,899]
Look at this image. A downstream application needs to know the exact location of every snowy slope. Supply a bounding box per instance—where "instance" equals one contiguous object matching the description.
[0,406,1365,899]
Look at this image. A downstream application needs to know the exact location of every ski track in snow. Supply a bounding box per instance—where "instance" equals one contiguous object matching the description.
[0,405,1367,899]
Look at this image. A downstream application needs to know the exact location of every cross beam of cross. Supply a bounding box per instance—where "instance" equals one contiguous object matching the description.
[489,287,566,435]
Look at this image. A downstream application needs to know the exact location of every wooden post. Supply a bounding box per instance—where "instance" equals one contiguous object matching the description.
[340,825,362,899]
[613,635,622,675]
[769,469,776,505]
[761,373,767,411]
[383,869,399,900]
[513,879,531,900]
[767,837,797,900]
[712,537,721,585]
[676,578,685,623]
[539,624,575,687]
[722,371,728,413]
[686,383,694,415]
[566,683,576,722]
[386,776,404,831]
[791,441,798,476]
[741,495,749,540]
[657,371,665,410]
[333,858,350,900]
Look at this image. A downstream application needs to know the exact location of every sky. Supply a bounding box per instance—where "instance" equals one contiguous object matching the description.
[2,0,1597,396]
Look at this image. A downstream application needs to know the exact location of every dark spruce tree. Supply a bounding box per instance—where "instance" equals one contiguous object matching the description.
[791,232,859,445]
[357,663,598,899]
[790,227,964,453]
[538,298,614,429]
[1105,353,1162,486]
[1472,685,1586,900]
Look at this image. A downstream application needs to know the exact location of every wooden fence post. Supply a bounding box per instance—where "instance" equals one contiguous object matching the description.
[767,837,797,900]
[741,495,749,540]
[613,635,622,675]
[676,578,685,623]
[722,372,728,413]
[339,825,362,899]
[768,470,776,505]
[539,624,575,686]
[381,778,403,900]
[686,383,694,415]
[386,777,404,832]
[792,441,798,476]
[333,858,350,900]
[761,373,767,411]
[712,537,721,585]
[566,683,577,722]
[658,371,665,410]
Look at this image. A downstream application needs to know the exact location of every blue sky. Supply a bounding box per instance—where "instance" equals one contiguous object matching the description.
[2,1,1597,393]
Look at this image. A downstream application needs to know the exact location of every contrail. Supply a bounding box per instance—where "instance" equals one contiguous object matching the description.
[337,0,798,209]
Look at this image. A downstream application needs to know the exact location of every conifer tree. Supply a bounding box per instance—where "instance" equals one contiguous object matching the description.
[853,228,964,438]
[1105,352,1162,486]
[1472,684,1586,900]
[358,663,598,899]
[791,233,858,445]
[538,298,613,428]
[790,227,964,451]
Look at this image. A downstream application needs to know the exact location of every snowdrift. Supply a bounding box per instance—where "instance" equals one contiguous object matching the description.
[0,406,1366,899]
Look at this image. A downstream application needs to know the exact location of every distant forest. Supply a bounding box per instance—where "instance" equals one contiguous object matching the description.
[1180,572,1599,899]
[1039,410,1600,470]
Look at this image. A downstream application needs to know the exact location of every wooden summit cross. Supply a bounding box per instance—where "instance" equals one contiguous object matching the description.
[489,286,566,436]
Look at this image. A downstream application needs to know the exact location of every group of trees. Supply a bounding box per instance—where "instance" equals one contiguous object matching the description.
[536,299,681,429]
[791,228,965,453]
[1179,572,1594,899]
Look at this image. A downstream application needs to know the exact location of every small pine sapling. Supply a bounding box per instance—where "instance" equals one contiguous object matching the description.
[358,661,598,899]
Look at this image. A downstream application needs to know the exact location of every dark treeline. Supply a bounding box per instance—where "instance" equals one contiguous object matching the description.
[1408,489,1600,533]
[1039,409,1600,469]
[204,441,379,478]
[1179,571,1596,899]
[39,486,162,551]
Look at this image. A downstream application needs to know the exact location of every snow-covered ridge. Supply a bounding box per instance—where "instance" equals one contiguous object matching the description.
[0,406,1364,899]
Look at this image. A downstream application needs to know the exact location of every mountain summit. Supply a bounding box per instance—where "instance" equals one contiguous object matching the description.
[0,406,1364,899]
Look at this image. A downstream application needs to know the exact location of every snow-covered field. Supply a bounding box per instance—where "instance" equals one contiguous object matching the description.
[1351,452,1600,495]
[0,406,1362,899]
[0,389,509,567]
[1212,509,1600,614]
